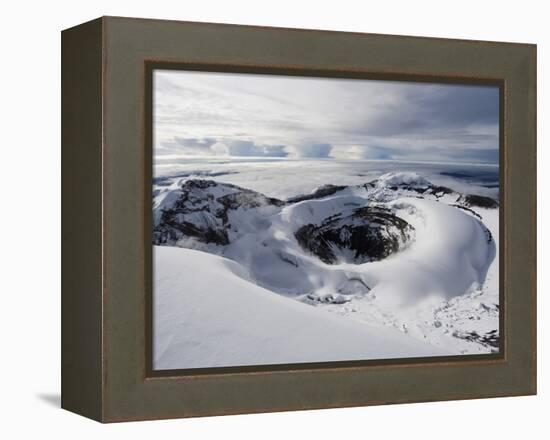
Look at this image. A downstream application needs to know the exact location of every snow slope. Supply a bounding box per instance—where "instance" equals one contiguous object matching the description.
[154,246,451,369]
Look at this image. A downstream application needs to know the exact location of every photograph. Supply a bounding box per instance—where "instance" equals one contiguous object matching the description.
[151,69,501,370]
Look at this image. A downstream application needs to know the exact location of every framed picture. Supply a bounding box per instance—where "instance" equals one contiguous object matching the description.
[62,16,536,422]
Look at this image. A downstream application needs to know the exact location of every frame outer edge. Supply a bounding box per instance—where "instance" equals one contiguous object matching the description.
[530,43,537,395]
[61,17,104,422]
[99,17,537,421]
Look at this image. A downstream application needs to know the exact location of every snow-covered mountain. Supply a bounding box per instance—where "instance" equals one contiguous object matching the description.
[153,171,500,367]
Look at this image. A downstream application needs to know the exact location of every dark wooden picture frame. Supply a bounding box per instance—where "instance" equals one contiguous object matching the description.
[144,63,506,377]
[62,16,536,422]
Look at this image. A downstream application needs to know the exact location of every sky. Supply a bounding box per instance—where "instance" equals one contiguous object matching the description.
[154,69,500,164]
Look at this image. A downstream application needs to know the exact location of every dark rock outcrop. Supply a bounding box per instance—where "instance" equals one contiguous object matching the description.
[153,179,283,246]
[287,184,348,203]
[295,206,415,264]
[458,194,499,209]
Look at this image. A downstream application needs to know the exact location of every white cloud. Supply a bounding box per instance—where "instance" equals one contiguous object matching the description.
[154,70,499,163]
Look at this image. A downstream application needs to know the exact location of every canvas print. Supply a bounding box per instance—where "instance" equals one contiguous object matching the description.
[152,69,500,370]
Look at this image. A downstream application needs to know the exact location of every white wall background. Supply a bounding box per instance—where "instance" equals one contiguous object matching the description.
[0,0,546,437]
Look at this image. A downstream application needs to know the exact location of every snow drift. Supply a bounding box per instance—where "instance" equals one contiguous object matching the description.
[154,246,451,369]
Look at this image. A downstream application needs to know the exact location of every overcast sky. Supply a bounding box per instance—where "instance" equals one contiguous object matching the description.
[154,69,499,164]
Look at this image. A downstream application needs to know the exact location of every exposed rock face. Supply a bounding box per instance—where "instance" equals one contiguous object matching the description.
[287,184,348,203]
[458,194,499,209]
[153,179,283,246]
[294,206,415,264]
[452,329,500,349]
